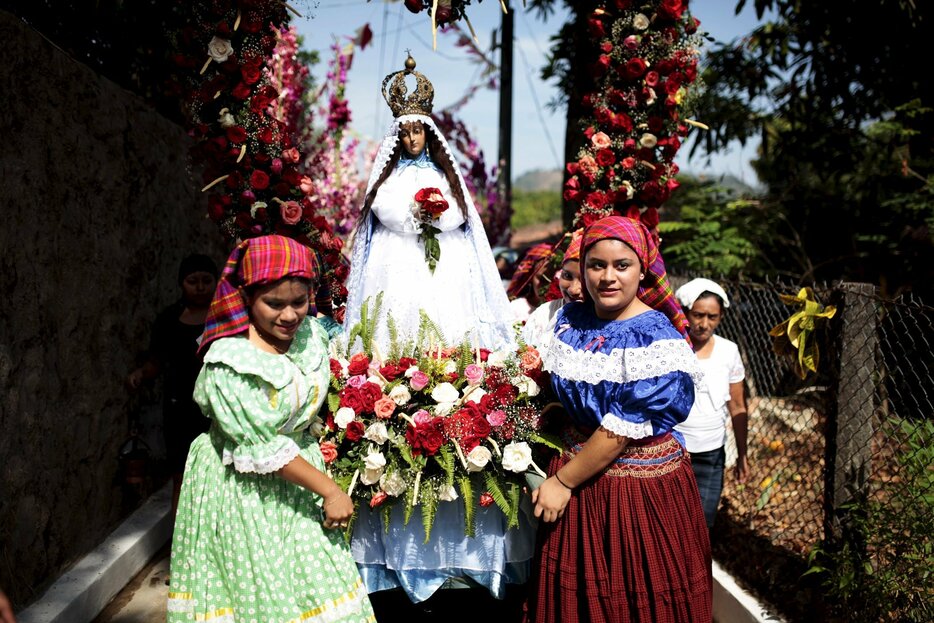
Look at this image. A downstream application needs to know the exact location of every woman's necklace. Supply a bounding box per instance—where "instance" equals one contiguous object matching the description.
[250,323,290,355]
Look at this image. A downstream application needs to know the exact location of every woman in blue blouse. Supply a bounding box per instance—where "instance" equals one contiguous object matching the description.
[528,216,712,623]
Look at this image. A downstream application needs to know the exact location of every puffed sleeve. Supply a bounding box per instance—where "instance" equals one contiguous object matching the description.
[193,364,300,474]
[600,370,696,439]
[370,176,421,233]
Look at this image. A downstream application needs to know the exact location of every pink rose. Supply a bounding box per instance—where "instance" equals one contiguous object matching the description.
[591,131,611,150]
[464,364,484,385]
[282,147,300,163]
[623,35,640,50]
[369,491,389,508]
[413,409,432,425]
[280,200,301,225]
[270,158,283,175]
[410,370,430,391]
[347,374,367,389]
[374,396,396,420]
[319,441,338,463]
[486,410,507,427]
[300,175,314,195]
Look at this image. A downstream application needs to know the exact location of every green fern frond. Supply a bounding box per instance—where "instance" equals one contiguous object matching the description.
[528,431,565,453]
[507,482,521,530]
[458,475,475,537]
[483,472,511,516]
[388,315,400,362]
[381,503,393,534]
[433,445,456,489]
[421,491,438,543]
[403,487,415,526]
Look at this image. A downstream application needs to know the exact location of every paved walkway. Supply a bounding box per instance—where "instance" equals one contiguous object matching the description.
[92,546,169,623]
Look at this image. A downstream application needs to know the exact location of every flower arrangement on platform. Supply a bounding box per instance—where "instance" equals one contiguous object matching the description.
[564,0,704,232]
[321,295,560,540]
[169,1,348,312]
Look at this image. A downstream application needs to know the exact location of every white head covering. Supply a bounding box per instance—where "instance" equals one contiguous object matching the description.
[343,114,515,350]
[675,278,731,309]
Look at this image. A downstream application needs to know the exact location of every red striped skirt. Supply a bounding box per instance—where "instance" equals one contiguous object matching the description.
[526,430,712,623]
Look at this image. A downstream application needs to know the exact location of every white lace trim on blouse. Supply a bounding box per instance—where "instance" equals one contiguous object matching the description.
[222,437,301,474]
[542,332,702,386]
[600,414,655,439]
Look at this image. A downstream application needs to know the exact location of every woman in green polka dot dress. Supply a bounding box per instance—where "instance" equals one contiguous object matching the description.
[167,235,374,623]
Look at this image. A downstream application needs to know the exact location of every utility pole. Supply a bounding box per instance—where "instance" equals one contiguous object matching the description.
[497,3,514,212]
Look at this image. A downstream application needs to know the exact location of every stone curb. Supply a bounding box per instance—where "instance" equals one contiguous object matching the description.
[17,483,172,623]
[713,559,785,622]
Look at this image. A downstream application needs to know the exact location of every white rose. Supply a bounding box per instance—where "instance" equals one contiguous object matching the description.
[465,387,487,404]
[431,382,459,404]
[217,107,235,128]
[620,180,635,199]
[380,471,407,497]
[364,422,389,445]
[512,376,540,397]
[364,450,387,471]
[640,133,658,149]
[404,365,419,378]
[443,360,458,375]
[388,385,411,406]
[466,446,492,472]
[207,36,234,63]
[360,467,384,485]
[334,407,355,429]
[501,441,534,473]
[633,13,650,30]
[645,87,657,106]
[486,350,508,367]
[439,484,459,502]
[367,374,386,389]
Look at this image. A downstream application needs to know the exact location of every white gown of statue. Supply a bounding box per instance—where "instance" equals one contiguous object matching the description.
[344,114,514,354]
[343,114,530,602]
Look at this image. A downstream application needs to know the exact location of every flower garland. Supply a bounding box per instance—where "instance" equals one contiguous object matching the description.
[564,0,704,232]
[322,297,560,539]
[169,1,348,312]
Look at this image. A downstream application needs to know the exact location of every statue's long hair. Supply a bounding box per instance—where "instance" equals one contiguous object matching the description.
[356,120,469,237]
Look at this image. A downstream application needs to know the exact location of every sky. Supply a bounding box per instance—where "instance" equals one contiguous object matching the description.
[294,0,766,186]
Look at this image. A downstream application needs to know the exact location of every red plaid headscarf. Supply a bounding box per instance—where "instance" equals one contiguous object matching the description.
[507,243,553,299]
[199,235,318,354]
[580,216,689,340]
[563,230,583,264]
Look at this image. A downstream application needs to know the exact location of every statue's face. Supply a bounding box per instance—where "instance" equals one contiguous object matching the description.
[399,121,426,157]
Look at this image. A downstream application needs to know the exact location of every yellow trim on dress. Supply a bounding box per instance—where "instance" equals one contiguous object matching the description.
[291,578,365,622]
[195,607,234,621]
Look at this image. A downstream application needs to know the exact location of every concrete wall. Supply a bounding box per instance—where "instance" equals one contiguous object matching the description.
[0,10,224,605]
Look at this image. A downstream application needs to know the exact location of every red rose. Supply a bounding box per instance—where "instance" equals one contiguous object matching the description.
[623,58,647,80]
[491,384,518,407]
[600,41,613,53]
[587,17,605,38]
[593,54,611,77]
[360,382,382,412]
[645,71,660,87]
[231,82,251,100]
[657,0,684,20]
[345,420,365,442]
[686,16,701,34]
[405,418,446,456]
[226,126,247,143]
[594,108,612,124]
[329,358,343,377]
[370,491,389,508]
[347,353,370,376]
[249,170,270,190]
[479,492,495,507]
[595,149,616,167]
[339,387,365,413]
[414,187,449,218]
[241,64,261,85]
[399,357,419,369]
[378,363,404,381]
[319,441,338,463]
[622,157,636,170]
[258,127,275,144]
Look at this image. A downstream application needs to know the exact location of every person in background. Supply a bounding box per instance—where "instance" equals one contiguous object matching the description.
[528,216,711,623]
[127,253,218,516]
[506,242,553,323]
[521,231,584,348]
[675,277,749,528]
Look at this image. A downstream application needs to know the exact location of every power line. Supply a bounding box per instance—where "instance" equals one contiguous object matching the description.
[514,16,562,169]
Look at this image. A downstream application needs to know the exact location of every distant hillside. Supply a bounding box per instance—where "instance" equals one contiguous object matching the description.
[514,168,562,192]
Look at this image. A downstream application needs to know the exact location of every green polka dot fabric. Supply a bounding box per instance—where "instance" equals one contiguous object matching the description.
[167,318,374,623]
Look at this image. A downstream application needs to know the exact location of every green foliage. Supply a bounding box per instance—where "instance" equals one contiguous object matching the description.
[511,190,562,229]
[804,417,934,621]
[416,310,445,351]
[421,488,439,543]
[458,475,475,537]
[387,315,400,363]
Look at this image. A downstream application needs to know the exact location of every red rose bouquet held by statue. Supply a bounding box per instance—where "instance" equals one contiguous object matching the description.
[413,187,449,273]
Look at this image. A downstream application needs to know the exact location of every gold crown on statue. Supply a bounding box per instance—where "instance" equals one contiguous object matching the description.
[382,53,434,117]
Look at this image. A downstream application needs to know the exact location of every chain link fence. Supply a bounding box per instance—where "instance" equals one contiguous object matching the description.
[673,275,934,620]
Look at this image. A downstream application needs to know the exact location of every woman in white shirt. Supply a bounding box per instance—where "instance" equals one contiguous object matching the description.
[675,278,749,528]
